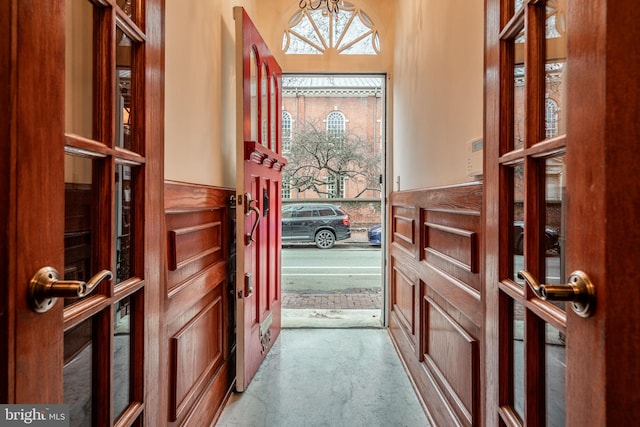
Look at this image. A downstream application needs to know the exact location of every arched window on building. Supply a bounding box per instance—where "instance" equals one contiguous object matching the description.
[282,2,381,55]
[545,99,559,139]
[282,110,292,152]
[326,111,345,136]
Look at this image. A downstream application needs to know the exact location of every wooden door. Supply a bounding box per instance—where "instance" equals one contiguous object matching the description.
[234,7,286,392]
[1,1,164,425]
[485,0,640,425]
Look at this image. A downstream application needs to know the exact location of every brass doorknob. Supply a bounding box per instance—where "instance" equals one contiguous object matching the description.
[29,267,113,313]
[518,270,596,318]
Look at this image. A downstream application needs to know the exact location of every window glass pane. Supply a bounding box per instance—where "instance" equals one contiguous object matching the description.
[513,300,525,422]
[64,317,94,426]
[114,296,133,420]
[65,0,94,139]
[513,27,526,151]
[545,155,565,310]
[545,0,567,139]
[115,164,134,283]
[512,163,525,284]
[271,76,277,152]
[261,63,269,147]
[64,155,95,305]
[546,322,566,426]
[336,10,379,55]
[286,10,325,54]
[250,50,258,142]
[116,0,134,20]
[116,28,134,150]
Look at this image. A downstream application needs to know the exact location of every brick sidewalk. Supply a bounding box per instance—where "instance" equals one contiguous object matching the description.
[282,288,382,309]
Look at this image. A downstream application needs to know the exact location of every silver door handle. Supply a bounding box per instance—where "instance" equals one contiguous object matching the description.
[518,269,596,317]
[29,267,113,313]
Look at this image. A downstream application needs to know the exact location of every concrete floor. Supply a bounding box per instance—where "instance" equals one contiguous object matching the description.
[282,308,383,328]
[215,328,430,427]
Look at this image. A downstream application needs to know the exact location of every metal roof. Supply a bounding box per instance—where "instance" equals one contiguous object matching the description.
[282,76,384,89]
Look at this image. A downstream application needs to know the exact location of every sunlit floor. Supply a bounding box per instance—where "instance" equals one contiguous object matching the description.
[216,328,430,427]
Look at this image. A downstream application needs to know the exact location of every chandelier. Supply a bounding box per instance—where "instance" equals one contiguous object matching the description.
[298,0,342,15]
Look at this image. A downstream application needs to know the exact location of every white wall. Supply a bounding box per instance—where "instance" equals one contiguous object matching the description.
[392,0,484,189]
[164,0,484,190]
[165,0,256,187]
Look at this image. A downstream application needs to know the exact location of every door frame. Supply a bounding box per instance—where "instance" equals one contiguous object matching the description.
[279,71,390,327]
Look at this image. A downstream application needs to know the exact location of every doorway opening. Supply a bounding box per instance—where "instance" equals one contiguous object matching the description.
[279,73,387,328]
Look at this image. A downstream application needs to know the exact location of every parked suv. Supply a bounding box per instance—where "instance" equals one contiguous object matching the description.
[281,203,351,249]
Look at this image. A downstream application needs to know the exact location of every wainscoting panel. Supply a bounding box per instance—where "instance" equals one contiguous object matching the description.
[423,295,478,425]
[391,205,418,256]
[169,291,224,420]
[389,182,482,427]
[391,261,418,340]
[164,181,235,426]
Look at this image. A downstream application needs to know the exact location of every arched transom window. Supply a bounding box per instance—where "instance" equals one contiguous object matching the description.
[282,2,380,55]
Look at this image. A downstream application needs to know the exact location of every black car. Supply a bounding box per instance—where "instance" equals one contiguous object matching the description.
[513,221,560,255]
[281,203,351,249]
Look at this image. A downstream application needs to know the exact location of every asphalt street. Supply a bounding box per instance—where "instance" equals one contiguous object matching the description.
[281,246,382,292]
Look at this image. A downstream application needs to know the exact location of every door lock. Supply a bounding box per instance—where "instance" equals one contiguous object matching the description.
[28,267,113,313]
[518,270,596,317]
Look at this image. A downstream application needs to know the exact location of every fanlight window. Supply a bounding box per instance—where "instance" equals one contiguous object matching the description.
[283,2,380,55]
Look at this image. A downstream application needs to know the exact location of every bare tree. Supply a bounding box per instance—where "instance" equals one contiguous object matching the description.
[283,121,380,198]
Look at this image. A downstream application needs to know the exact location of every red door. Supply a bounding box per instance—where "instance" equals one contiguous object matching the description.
[234,7,286,392]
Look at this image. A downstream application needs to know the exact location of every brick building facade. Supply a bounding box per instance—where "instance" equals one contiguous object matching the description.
[281,76,384,200]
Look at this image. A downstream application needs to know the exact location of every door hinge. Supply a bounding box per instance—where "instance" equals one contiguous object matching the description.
[244,273,254,298]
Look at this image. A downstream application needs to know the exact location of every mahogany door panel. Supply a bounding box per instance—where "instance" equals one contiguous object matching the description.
[484,0,640,425]
[3,1,164,426]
